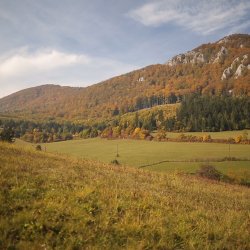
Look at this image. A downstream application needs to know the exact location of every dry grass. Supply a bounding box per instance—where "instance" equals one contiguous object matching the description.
[0,142,249,249]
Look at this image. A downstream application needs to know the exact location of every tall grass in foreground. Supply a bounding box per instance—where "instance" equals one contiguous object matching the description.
[0,142,249,249]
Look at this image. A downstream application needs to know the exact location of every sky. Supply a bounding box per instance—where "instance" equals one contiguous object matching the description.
[0,0,249,98]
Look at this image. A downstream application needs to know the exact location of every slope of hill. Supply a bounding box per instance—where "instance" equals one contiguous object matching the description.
[0,34,249,121]
[0,142,250,249]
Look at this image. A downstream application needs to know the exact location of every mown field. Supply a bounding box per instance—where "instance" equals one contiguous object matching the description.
[40,138,250,165]
[32,137,250,180]
[0,142,250,249]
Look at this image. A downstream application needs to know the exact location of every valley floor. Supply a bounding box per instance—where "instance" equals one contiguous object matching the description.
[32,137,250,181]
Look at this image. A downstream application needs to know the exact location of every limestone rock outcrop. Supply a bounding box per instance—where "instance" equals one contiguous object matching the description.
[221,54,249,80]
[213,46,228,64]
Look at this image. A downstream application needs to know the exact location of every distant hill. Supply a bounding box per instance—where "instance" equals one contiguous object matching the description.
[0,34,249,121]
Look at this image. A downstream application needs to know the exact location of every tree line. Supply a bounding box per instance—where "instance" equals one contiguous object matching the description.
[0,94,249,143]
[108,95,250,136]
[0,120,106,143]
[172,94,250,132]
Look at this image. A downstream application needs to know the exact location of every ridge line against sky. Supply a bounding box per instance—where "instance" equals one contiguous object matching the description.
[0,0,249,98]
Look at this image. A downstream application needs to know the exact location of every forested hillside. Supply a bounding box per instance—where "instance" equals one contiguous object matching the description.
[0,34,249,121]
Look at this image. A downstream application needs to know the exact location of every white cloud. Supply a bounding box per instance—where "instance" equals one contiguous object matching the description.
[0,47,137,98]
[0,48,90,77]
[128,0,250,35]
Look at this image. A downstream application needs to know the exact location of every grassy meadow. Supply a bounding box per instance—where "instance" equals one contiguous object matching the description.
[40,138,250,165]
[0,142,250,249]
[32,137,250,181]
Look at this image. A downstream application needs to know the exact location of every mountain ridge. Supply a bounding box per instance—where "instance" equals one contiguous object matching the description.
[0,33,249,121]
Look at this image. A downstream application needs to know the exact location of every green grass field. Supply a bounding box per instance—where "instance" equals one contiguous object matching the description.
[15,134,250,181]
[40,138,250,164]
[1,142,250,249]
[32,137,250,179]
[145,161,250,182]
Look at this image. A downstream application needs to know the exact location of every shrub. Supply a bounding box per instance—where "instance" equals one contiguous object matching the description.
[112,126,122,138]
[35,145,42,151]
[156,130,167,141]
[202,134,211,142]
[110,159,120,165]
[227,137,235,143]
[90,128,98,138]
[196,165,223,181]
[139,129,150,140]
[178,133,186,141]
[80,129,91,138]
[132,127,141,139]
[101,127,113,138]
[234,135,243,143]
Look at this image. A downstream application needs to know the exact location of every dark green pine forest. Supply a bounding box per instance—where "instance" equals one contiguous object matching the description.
[167,95,250,132]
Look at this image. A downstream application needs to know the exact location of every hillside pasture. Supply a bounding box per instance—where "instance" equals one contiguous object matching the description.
[0,142,250,249]
[37,138,250,180]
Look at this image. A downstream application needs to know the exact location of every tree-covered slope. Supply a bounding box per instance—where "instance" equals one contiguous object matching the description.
[0,142,250,249]
[0,34,249,121]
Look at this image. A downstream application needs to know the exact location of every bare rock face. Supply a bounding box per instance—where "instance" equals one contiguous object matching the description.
[166,54,186,66]
[166,51,206,66]
[241,54,248,64]
[166,34,249,67]
[217,37,229,44]
[182,51,195,64]
[192,53,205,64]
[235,64,247,78]
[231,57,240,70]
[213,46,228,63]
[166,46,228,66]
[221,54,249,80]
[221,67,233,80]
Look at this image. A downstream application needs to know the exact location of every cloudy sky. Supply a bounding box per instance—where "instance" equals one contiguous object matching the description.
[0,0,250,98]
